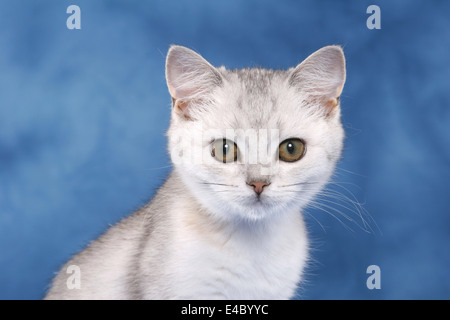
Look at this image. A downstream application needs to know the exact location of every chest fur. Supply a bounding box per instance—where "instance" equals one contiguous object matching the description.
[164,206,308,299]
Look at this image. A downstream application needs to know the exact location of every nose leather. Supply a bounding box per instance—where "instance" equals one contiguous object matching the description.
[248,181,270,195]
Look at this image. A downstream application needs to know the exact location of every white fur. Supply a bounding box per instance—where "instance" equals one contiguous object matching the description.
[45,45,346,300]
[142,189,308,299]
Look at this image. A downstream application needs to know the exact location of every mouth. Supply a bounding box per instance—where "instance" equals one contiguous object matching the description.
[247,194,272,208]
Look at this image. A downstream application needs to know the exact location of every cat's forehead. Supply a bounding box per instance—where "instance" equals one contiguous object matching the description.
[225,68,288,98]
[216,68,294,130]
[232,68,286,89]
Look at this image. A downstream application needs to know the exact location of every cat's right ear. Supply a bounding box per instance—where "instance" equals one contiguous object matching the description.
[166,45,223,118]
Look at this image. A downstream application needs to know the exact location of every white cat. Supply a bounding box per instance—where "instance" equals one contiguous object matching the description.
[45,45,346,299]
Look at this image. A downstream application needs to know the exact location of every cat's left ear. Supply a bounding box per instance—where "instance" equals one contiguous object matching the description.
[289,45,346,116]
[166,45,223,118]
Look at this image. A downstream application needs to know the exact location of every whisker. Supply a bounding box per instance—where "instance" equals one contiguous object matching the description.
[325,180,363,191]
[314,187,379,234]
[279,182,318,188]
[275,191,353,231]
[143,165,174,171]
[275,180,379,234]
[334,167,368,178]
[305,201,355,232]
[316,191,366,215]
[304,211,327,233]
[317,186,377,231]
[200,182,239,187]
[310,199,355,223]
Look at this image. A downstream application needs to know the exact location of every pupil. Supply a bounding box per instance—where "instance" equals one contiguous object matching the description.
[223,142,229,155]
[287,142,295,154]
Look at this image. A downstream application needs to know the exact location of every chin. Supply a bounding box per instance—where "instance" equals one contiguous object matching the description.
[227,196,300,222]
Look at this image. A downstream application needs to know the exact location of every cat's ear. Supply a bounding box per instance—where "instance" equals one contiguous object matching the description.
[166,45,223,118]
[289,45,346,116]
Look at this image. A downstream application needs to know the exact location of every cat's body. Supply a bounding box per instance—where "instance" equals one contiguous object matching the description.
[45,45,346,300]
[45,172,307,299]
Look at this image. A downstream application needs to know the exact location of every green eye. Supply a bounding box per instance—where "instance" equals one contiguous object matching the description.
[279,138,306,162]
[211,139,238,163]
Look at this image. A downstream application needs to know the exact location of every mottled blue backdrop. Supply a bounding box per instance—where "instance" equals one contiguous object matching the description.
[0,0,449,300]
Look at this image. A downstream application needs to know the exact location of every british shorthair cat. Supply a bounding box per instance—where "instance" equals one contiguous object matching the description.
[45,45,346,299]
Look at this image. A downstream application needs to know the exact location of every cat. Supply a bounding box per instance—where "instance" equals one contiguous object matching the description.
[45,44,346,300]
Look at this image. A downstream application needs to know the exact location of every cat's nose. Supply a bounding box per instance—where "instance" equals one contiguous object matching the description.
[247,181,270,195]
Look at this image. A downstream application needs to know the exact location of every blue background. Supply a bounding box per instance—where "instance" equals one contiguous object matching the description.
[0,0,449,300]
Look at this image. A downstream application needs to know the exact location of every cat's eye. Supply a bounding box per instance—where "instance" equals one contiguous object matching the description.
[211,139,238,163]
[279,138,306,162]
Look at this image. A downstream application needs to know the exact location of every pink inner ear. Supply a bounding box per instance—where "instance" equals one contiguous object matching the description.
[173,98,189,112]
[172,97,196,121]
[325,97,339,109]
[168,78,206,103]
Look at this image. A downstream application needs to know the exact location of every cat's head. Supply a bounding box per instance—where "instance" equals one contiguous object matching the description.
[165,45,346,222]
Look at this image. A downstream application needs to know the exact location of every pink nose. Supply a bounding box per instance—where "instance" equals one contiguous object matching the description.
[248,181,270,195]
